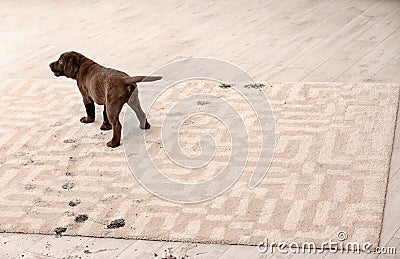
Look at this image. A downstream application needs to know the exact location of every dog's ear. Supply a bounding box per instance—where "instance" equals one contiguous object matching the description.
[63,54,80,79]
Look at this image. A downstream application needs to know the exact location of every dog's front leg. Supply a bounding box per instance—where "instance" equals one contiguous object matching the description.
[80,101,95,123]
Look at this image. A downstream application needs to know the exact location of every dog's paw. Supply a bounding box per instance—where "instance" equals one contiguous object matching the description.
[140,120,151,130]
[100,123,112,131]
[107,140,120,148]
[80,116,95,123]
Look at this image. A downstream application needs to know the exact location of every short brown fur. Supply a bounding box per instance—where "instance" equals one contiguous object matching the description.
[49,51,161,147]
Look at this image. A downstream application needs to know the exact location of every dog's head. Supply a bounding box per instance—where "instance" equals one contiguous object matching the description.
[49,51,82,79]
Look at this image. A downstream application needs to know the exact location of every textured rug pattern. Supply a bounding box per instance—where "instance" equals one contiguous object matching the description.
[0,79,399,247]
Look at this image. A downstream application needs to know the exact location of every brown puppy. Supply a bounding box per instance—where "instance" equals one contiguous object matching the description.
[49,51,161,148]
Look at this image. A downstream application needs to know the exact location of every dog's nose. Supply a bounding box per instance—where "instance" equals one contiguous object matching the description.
[49,62,57,71]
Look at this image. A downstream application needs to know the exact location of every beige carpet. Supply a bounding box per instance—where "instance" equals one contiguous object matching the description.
[0,79,399,247]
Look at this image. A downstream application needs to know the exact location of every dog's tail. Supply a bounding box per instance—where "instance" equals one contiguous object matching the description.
[124,76,162,85]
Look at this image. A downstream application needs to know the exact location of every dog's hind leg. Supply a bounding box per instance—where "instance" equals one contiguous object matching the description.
[106,102,124,148]
[127,87,150,129]
[100,105,112,130]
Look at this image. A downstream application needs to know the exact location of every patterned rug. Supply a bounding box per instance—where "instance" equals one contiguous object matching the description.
[0,79,398,247]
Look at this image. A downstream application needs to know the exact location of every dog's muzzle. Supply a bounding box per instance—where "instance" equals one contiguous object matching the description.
[49,62,64,77]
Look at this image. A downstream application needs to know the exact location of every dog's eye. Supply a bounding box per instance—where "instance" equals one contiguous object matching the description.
[59,59,63,65]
